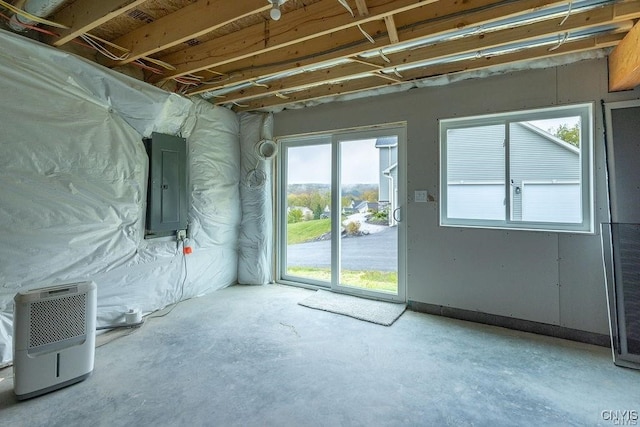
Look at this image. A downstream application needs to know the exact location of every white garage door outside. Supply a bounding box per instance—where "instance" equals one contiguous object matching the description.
[447,183,504,221]
[521,182,581,223]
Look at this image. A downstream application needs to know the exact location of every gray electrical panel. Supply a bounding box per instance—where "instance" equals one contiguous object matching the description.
[143,132,188,237]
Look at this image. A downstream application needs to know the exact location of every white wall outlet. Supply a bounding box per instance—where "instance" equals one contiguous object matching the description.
[414,190,428,203]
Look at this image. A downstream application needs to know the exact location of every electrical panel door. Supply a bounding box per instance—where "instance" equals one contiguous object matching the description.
[144,132,187,235]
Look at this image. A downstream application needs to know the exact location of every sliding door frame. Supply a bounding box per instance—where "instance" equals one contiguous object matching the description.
[276,122,407,303]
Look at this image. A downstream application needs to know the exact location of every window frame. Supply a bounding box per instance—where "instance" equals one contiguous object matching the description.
[439,103,594,233]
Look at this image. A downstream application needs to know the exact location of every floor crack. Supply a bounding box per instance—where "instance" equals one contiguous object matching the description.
[279,322,300,338]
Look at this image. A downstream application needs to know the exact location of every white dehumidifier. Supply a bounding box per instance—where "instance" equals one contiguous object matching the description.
[13,281,97,400]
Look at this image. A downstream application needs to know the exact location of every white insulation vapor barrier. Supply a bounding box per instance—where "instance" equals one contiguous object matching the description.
[237,113,274,285]
[0,30,246,364]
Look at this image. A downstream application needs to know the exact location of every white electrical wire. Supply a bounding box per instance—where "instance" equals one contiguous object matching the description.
[548,32,569,52]
[250,80,270,89]
[337,0,373,44]
[559,0,574,26]
[80,34,130,61]
[338,0,354,17]
[142,57,177,70]
[146,239,188,320]
[358,24,375,44]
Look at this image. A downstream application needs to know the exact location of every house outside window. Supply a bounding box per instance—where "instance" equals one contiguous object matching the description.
[440,103,593,233]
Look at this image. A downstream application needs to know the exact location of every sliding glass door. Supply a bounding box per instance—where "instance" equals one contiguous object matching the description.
[278,125,406,302]
[281,136,333,286]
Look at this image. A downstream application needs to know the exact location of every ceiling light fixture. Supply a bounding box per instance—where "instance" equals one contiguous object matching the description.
[268,0,283,21]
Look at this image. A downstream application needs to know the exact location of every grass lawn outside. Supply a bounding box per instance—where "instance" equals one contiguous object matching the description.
[286,267,397,293]
[287,219,331,245]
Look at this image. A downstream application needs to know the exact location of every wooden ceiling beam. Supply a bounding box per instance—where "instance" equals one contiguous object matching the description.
[384,15,399,44]
[107,0,271,66]
[238,75,393,110]
[213,61,377,103]
[355,0,370,17]
[609,20,640,91]
[236,32,625,111]
[213,6,636,105]
[185,0,596,96]
[49,0,147,46]
[374,4,638,76]
[396,31,624,81]
[153,0,441,83]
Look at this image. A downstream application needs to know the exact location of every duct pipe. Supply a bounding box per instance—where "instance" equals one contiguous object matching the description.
[9,0,67,32]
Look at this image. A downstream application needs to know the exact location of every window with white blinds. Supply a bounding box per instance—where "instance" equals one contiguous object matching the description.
[440,104,593,233]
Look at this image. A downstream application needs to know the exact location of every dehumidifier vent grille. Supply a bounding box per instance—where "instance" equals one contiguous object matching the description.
[29,294,86,348]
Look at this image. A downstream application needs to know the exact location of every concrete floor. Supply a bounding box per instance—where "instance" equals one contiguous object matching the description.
[1,284,639,426]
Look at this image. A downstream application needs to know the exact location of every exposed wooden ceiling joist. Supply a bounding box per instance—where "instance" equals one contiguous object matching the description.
[218,0,640,107]
[184,0,594,97]
[609,20,640,91]
[152,0,440,83]
[222,21,631,108]
[237,31,625,111]
[7,0,639,111]
[106,0,272,66]
[213,7,635,107]
[50,0,148,46]
[383,15,399,43]
[355,0,370,16]
[188,0,608,98]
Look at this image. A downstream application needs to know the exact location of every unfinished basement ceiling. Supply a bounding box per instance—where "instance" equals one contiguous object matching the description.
[2,0,640,111]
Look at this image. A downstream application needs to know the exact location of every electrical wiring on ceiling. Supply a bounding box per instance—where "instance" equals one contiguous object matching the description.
[0,11,58,35]
[173,76,205,94]
[337,0,354,16]
[190,0,610,101]
[143,56,176,71]
[559,0,574,26]
[0,2,182,78]
[548,32,570,51]
[173,74,203,87]
[132,59,163,74]
[188,0,385,94]
[335,0,375,45]
[358,24,375,44]
[80,33,129,61]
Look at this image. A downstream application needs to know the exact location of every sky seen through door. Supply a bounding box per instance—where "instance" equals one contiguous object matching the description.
[288,139,378,185]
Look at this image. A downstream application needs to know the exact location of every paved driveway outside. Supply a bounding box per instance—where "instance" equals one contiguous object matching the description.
[286,227,397,272]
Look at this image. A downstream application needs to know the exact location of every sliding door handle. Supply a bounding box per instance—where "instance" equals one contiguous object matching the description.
[393,207,401,223]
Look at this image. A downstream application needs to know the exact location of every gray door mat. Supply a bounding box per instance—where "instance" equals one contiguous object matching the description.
[298,289,406,326]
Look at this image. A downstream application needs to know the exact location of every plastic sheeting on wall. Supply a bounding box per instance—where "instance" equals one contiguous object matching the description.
[0,31,190,137]
[0,30,243,364]
[183,99,241,295]
[237,113,274,285]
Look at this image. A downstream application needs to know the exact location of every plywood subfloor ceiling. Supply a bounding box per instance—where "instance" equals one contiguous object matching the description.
[5,0,640,111]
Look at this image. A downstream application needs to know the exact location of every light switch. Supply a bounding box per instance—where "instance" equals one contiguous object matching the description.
[414,190,428,203]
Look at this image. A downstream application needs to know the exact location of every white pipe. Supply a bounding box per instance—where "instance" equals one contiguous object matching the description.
[9,0,67,32]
